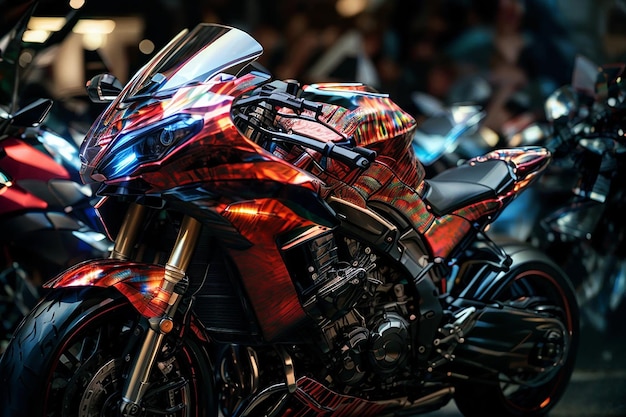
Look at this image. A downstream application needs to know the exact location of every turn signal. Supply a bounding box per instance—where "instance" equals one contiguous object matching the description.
[159,317,174,333]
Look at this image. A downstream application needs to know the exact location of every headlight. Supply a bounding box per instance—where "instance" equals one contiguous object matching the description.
[97,114,203,179]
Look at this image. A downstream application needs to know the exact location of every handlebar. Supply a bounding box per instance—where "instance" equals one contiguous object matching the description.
[258,124,375,169]
[234,81,377,169]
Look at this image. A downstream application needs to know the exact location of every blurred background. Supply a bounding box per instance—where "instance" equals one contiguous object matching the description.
[2,0,625,130]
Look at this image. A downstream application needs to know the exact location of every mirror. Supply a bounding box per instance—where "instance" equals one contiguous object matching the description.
[87,73,123,103]
[10,98,53,127]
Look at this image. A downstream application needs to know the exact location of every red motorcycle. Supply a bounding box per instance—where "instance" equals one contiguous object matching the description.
[0,24,578,417]
[0,3,110,349]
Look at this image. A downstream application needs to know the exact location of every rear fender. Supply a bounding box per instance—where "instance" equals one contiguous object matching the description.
[456,238,568,301]
[450,238,577,377]
[44,259,171,318]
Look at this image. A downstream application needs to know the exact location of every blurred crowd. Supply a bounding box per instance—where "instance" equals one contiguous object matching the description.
[4,0,625,134]
[138,0,626,134]
[138,0,626,135]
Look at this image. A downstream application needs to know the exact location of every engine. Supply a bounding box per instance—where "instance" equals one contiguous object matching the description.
[285,233,418,390]
[319,308,413,388]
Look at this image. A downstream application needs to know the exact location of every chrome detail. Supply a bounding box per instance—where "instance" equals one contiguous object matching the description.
[110,203,147,260]
[239,384,289,417]
[279,347,297,394]
[120,213,202,416]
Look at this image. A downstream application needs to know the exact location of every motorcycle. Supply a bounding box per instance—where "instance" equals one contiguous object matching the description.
[528,55,626,333]
[0,1,111,350]
[0,23,579,417]
[410,91,491,174]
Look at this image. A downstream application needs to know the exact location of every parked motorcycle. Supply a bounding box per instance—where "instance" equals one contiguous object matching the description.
[0,1,111,350]
[410,74,541,177]
[0,23,579,417]
[410,91,491,174]
[528,55,626,333]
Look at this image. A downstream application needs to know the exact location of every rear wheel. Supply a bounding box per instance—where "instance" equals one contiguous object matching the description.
[0,287,216,417]
[454,257,579,417]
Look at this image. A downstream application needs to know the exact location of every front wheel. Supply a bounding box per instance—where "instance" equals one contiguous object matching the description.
[0,287,216,417]
[454,248,580,417]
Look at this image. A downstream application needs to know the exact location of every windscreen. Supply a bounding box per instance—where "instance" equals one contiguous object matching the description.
[124,23,263,99]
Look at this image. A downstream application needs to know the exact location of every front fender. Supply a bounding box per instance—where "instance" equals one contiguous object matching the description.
[44,259,170,318]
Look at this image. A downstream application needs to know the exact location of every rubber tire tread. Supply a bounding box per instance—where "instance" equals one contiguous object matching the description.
[0,287,129,417]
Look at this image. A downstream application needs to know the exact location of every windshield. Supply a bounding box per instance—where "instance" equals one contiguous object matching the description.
[125,23,263,99]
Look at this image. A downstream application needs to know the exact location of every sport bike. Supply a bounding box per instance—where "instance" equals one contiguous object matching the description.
[0,24,579,417]
[528,55,626,333]
[0,2,110,349]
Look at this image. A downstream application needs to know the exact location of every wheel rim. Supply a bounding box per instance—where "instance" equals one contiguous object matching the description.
[42,304,202,417]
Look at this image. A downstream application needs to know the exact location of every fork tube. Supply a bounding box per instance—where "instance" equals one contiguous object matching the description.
[120,215,202,416]
[110,202,147,260]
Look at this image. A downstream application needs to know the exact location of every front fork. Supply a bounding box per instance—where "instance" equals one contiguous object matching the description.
[114,203,203,416]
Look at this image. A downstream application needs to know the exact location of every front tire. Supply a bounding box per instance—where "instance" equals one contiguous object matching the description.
[0,287,216,417]
[454,246,580,417]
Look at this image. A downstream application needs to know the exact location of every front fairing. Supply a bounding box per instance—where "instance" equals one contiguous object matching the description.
[80,23,264,178]
[80,24,319,196]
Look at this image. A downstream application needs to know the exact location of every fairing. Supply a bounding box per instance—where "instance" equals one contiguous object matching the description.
[79,24,318,196]
[1,137,70,182]
[45,259,171,317]
[0,137,70,215]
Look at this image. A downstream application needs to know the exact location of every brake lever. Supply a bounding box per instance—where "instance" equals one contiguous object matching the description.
[269,129,374,169]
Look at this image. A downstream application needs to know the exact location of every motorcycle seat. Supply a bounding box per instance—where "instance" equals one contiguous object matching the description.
[423,159,514,215]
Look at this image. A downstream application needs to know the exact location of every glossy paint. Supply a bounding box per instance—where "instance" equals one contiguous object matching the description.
[470,147,551,195]
[222,199,329,340]
[284,376,389,417]
[62,24,563,416]
[45,259,171,317]
[0,137,70,215]
[77,25,552,346]
[84,73,320,197]
[420,147,550,257]
[299,83,421,186]
[81,78,551,336]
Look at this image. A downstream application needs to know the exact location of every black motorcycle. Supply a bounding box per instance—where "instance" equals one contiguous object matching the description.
[528,55,626,333]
